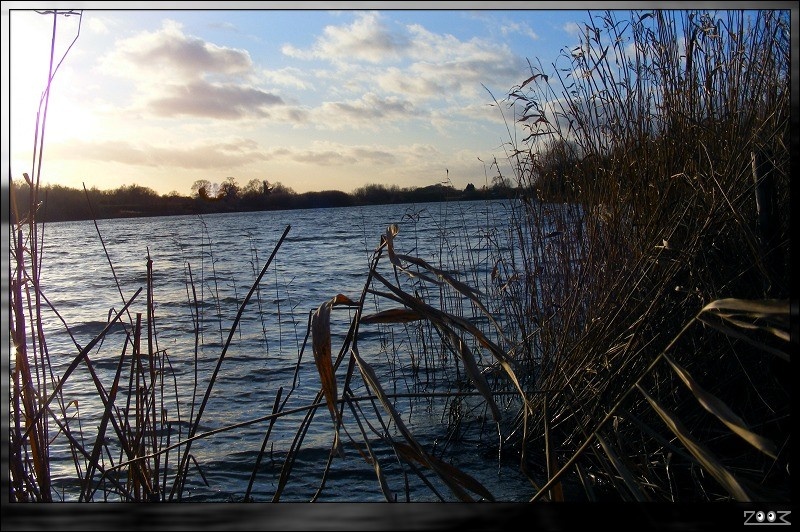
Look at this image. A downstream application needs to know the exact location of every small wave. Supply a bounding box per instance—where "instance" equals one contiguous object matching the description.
[69,319,131,337]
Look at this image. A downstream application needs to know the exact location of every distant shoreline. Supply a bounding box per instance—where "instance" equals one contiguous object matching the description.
[8,181,518,224]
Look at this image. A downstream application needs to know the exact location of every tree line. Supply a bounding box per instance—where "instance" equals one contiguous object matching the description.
[8,177,515,223]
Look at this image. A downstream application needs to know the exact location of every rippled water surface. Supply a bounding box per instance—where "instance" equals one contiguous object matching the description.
[29,199,542,502]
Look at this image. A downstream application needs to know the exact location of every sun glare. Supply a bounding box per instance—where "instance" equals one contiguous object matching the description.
[10,9,88,183]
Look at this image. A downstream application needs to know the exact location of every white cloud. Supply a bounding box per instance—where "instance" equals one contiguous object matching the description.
[501,21,540,41]
[317,93,419,130]
[86,16,110,35]
[261,67,311,90]
[563,21,582,37]
[282,11,408,64]
[147,81,284,119]
[50,136,269,169]
[97,20,290,121]
[100,19,253,81]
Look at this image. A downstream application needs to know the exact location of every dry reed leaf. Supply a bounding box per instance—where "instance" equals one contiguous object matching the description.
[519,72,545,90]
[543,397,564,502]
[636,384,751,502]
[701,298,790,319]
[370,453,396,502]
[616,409,695,464]
[709,314,788,337]
[700,299,790,342]
[695,298,791,361]
[345,410,396,502]
[311,294,355,458]
[440,325,501,422]
[350,343,478,502]
[360,308,425,324]
[663,354,778,459]
[392,441,495,502]
[697,318,790,362]
[383,224,442,286]
[595,433,650,502]
[372,270,528,416]
[369,271,503,421]
[573,462,596,502]
[17,288,143,449]
[381,225,508,340]
[330,293,357,307]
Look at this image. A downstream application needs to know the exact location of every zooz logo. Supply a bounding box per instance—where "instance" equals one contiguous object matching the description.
[744,510,791,525]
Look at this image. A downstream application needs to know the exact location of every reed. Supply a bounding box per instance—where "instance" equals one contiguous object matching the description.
[484,8,791,502]
[9,9,82,502]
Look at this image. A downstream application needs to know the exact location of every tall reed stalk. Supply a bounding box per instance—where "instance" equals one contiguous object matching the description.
[9,9,83,502]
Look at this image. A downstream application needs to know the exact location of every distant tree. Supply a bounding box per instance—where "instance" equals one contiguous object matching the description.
[219,176,239,201]
[295,190,353,209]
[242,179,263,197]
[270,181,293,195]
[114,183,159,204]
[534,138,583,201]
[191,179,213,200]
[353,183,400,205]
[465,183,475,192]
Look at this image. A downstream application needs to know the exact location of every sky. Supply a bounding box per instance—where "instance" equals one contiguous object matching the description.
[2,2,783,197]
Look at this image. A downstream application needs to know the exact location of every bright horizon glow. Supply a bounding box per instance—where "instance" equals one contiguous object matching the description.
[3,2,783,197]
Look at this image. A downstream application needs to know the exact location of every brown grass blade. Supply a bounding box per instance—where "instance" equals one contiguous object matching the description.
[392,441,495,502]
[16,287,143,449]
[341,396,397,502]
[381,224,509,340]
[700,298,791,343]
[350,342,481,502]
[439,325,501,422]
[543,396,564,501]
[701,298,790,319]
[371,271,529,412]
[368,272,504,422]
[81,337,131,501]
[595,433,650,502]
[360,308,425,324]
[636,384,751,502]
[697,318,790,362]
[573,462,596,502]
[312,294,355,458]
[708,315,790,341]
[369,451,395,502]
[663,354,778,459]
[382,224,441,286]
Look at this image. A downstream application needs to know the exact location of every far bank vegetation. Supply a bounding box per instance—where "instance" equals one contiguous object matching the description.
[10,177,514,223]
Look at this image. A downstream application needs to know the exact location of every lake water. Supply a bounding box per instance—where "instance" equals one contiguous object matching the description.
[24,199,550,502]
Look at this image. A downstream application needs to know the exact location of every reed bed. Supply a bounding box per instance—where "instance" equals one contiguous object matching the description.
[484,9,792,502]
[8,8,792,504]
